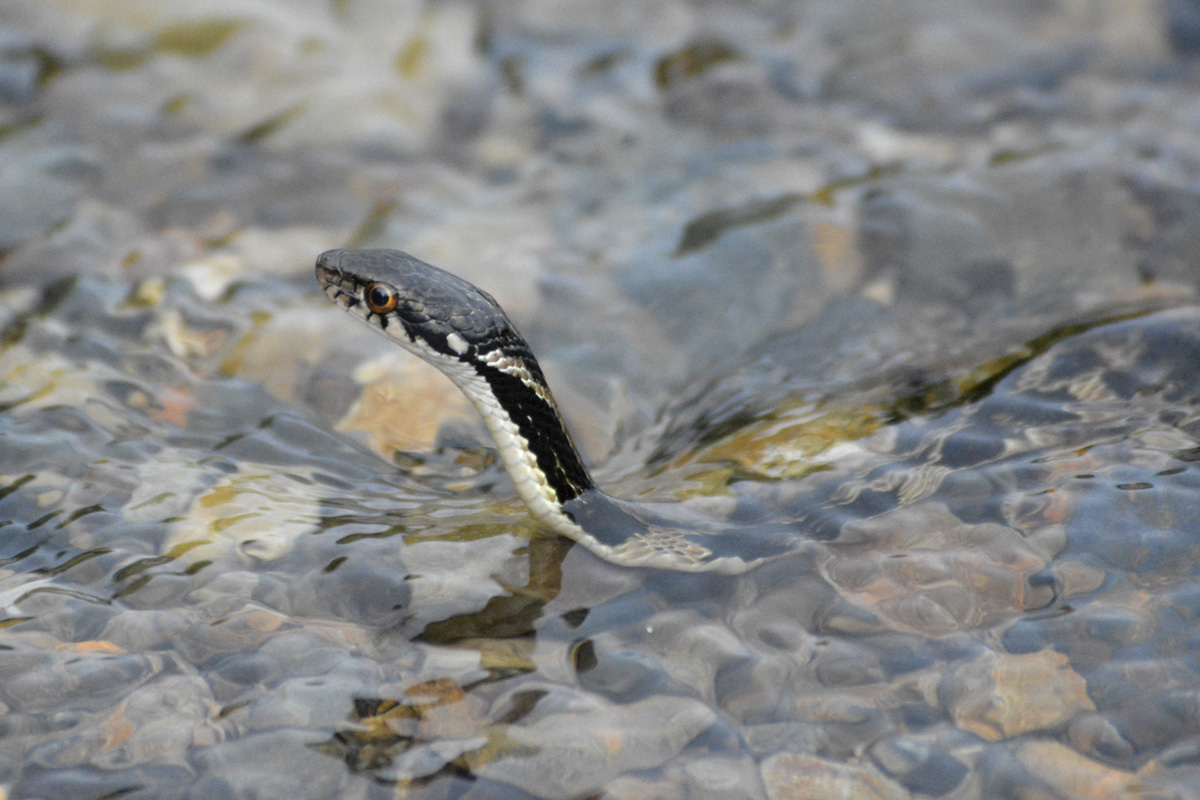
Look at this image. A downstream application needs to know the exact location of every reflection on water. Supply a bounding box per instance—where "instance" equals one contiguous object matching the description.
[5,266,1200,798]
[5,0,1200,797]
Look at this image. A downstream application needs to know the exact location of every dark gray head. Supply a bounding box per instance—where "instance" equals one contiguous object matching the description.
[315,248,515,361]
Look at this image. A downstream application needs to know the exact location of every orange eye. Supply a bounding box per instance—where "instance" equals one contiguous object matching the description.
[366,283,398,314]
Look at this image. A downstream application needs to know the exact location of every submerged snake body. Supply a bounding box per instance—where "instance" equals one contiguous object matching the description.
[317,248,795,574]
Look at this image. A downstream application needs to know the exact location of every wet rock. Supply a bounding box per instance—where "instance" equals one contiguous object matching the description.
[603,772,687,800]
[168,602,289,666]
[633,609,752,702]
[0,131,94,251]
[256,630,359,676]
[1069,713,1135,763]
[574,636,670,701]
[477,694,716,799]
[247,674,368,732]
[25,673,217,770]
[1,646,164,714]
[1011,740,1139,799]
[401,533,529,633]
[1055,559,1108,598]
[789,689,896,757]
[810,638,886,688]
[192,728,349,799]
[829,503,1051,635]
[716,654,806,722]
[942,649,1095,740]
[180,570,261,618]
[335,356,477,457]
[283,555,410,625]
[99,608,198,652]
[1104,686,1200,754]
[868,733,970,796]
[662,60,779,137]
[743,722,829,759]
[6,1,1200,798]
[14,764,195,800]
[760,752,909,800]
[617,228,807,364]
[859,189,1001,311]
[684,755,768,800]
[162,468,321,563]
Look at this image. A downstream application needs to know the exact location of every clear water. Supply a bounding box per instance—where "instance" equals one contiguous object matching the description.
[3,1,1200,798]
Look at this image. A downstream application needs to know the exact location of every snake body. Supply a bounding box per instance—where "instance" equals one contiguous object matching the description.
[316,248,796,573]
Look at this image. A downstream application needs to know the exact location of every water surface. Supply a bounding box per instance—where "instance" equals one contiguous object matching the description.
[3,1,1200,798]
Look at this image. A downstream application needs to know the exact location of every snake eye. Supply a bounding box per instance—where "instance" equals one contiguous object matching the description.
[365,283,398,314]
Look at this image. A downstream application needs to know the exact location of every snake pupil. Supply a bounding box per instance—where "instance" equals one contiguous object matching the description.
[366,283,398,314]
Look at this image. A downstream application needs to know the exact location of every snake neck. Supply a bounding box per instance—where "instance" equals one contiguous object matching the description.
[444,348,595,524]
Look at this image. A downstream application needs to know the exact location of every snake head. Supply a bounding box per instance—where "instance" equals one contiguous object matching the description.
[316,248,514,361]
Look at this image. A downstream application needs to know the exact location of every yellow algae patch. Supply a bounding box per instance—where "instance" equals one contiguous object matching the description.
[671,397,887,482]
[668,337,1066,487]
[154,19,244,57]
[395,34,428,78]
[56,641,125,654]
[163,469,319,562]
[0,349,100,417]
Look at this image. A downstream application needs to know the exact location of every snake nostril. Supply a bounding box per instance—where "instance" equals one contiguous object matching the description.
[315,250,346,286]
[315,261,342,289]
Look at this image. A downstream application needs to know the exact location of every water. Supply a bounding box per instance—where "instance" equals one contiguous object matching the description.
[3,1,1200,798]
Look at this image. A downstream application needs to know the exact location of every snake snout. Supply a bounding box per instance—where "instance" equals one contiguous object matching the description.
[314,250,345,288]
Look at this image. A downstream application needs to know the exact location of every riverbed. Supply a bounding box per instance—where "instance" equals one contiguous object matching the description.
[2,1,1200,798]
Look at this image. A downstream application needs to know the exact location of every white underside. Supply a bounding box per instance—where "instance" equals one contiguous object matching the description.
[398,333,590,542]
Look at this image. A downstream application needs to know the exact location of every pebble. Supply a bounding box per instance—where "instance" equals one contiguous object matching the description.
[760,752,909,800]
[1,648,164,715]
[684,755,768,800]
[1011,740,1138,799]
[868,733,970,796]
[191,728,349,799]
[1068,713,1135,763]
[477,694,716,799]
[829,503,1051,635]
[161,469,321,563]
[942,649,1095,740]
[630,609,751,702]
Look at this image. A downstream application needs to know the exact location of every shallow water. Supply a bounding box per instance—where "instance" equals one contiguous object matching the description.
[3,1,1200,798]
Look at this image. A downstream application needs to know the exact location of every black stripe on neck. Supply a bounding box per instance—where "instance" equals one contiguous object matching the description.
[474,358,594,503]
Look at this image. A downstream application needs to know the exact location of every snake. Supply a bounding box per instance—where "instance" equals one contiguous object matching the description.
[316,248,800,573]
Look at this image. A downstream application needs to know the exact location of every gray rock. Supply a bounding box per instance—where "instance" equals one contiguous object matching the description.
[478,694,716,799]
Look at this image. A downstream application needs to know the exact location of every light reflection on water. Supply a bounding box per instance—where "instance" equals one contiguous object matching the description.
[5,0,1200,796]
[3,261,1200,796]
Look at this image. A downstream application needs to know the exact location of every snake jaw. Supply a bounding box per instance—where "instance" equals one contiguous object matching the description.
[315,258,361,313]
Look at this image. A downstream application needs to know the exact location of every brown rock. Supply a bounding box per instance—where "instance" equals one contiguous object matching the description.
[761,753,909,800]
[944,650,1095,740]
